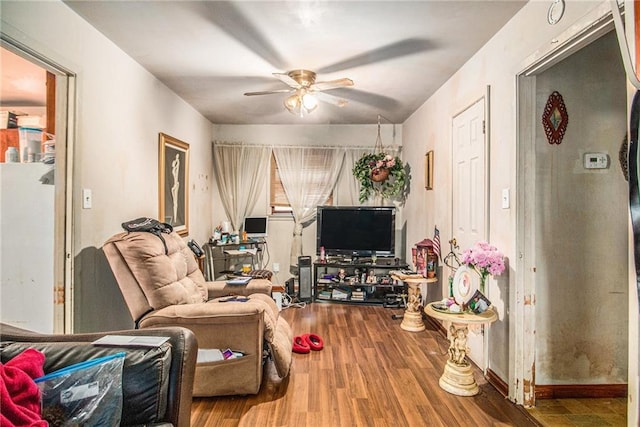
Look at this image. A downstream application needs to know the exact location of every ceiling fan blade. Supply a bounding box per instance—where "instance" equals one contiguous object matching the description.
[318,38,436,74]
[330,88,400,110]
[205,2,288,70]
[312,78,354,92]
[273,72,301,88]
[315,92,349,108]
[244,89,294,96]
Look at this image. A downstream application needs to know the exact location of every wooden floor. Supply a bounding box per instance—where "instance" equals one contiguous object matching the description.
[526,398,627,426]
[190,303,539,426]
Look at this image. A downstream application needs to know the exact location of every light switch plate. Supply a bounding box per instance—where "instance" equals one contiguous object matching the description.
[82,189,92,209]
[501,188,510,209]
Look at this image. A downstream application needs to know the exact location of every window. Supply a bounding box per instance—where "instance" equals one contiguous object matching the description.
[270,153,333,214]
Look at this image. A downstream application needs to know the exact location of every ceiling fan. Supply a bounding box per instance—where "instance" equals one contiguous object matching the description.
[244,69,354,116]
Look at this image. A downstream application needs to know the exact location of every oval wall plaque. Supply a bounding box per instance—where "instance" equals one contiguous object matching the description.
[542,91,568,145]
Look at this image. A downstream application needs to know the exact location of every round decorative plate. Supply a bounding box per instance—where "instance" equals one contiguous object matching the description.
[452,265,479,306]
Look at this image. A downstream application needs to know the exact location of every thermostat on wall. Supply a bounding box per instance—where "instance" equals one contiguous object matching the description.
[583,152,609,169]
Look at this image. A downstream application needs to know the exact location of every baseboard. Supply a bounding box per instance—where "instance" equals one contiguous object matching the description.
[535,383,627,399]
[486,369,509,397]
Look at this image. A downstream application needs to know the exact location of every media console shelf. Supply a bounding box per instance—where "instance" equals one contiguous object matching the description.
[313,260,409,305]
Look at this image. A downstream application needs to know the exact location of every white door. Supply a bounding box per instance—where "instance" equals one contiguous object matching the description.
[452,97,487,367]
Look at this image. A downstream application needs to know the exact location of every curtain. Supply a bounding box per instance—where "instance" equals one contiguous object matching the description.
[339,147,372,205]
[273,146,345,266]
[213,142,272,232]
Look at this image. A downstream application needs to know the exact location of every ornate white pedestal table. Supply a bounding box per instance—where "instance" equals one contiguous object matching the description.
[424,302,497,396]
[391,274,437,332]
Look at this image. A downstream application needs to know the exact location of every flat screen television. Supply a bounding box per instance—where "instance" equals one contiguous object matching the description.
[316,206,395,258]
[243,216,268,238]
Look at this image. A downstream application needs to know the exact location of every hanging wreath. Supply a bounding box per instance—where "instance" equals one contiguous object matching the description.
[353,152,407,203]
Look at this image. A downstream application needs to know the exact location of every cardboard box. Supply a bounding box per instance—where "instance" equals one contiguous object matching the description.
[0,111,18,129]
[17,115,43,129]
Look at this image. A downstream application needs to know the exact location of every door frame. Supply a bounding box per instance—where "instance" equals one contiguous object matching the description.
[514,4,617,406]
[1,34,76,334]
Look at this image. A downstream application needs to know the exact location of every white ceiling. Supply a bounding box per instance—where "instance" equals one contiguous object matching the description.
[10,1,528,125]
[0,48,47,109]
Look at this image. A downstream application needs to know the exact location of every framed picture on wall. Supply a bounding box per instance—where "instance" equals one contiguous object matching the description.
[159,132,189,236]
[425,150,434,190]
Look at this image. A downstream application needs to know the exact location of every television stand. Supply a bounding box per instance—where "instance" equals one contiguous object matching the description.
[313,260,408,305]
[326,256,400,266]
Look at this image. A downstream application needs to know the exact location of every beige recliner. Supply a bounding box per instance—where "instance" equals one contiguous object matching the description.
[103,230,292,397]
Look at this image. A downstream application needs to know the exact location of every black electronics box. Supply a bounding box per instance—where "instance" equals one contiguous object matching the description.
[298,256,313,302]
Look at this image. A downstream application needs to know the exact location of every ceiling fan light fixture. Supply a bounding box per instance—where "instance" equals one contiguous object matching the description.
[301,92,318,110]
[284,89,317,117]
[284,93,300,111]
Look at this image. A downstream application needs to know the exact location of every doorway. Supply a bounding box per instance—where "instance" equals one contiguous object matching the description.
[517,26,628,409]
[0,38,75,333]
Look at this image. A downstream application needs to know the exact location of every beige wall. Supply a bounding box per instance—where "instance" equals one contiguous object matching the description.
[2,1,214,331]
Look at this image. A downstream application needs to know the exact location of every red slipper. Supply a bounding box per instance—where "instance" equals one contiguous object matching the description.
[303,333,324,351]
[292,335,310,354]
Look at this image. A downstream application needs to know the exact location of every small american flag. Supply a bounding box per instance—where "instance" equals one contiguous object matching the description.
[433,227,441,261]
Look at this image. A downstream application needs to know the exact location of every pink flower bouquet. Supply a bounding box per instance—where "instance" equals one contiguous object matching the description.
[460,241,505,278]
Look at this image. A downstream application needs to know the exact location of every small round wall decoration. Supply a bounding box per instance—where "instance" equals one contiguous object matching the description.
[547,0,565,25]
[542,91,568,145]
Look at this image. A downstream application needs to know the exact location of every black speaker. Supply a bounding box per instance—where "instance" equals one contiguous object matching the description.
[298,256,313,302]
[285,277,296,296]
